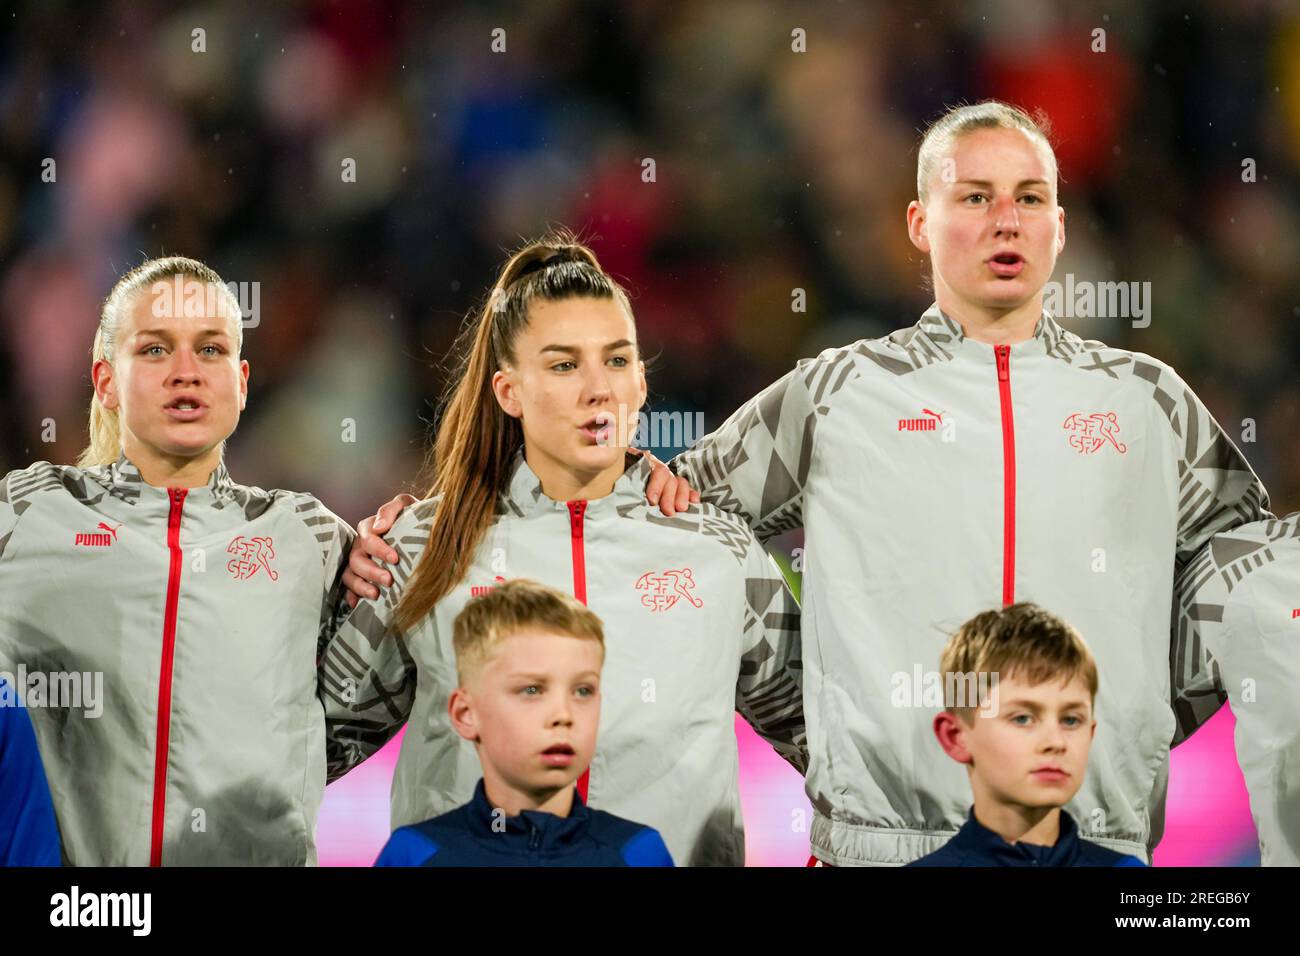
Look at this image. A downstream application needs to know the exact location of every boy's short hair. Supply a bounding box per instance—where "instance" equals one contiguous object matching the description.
[452,578,605,688]
[941,602,1098,723]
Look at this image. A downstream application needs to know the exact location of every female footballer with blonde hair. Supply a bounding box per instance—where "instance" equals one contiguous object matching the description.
[641,101,1270,866]
[0,256,353,865]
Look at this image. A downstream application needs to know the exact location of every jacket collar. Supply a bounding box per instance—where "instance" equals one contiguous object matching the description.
[465,778,593,852]
[105,452,237,504]
[916,302,1071,358]
[501,447,652,518]
[946,806,1083,866]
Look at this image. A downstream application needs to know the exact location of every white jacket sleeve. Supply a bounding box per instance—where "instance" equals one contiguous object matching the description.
[735,542,806,774]
[1216,577,1300,865]
[1163,369,1271,745]
[302,497,356,662]
[319,505,428,782]
[1175,517,1300,864]
[672,349,858,544]
[0,471,28,556]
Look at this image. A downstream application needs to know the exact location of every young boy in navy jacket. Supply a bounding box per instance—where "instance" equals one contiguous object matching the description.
[375,579,673,867]
[909,603,1145,867]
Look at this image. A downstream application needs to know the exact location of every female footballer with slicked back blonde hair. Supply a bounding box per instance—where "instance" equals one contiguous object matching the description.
[642,100,1270,866]
[0,256,354,866]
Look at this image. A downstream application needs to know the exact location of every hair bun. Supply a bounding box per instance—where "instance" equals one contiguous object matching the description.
[513,248,582,282]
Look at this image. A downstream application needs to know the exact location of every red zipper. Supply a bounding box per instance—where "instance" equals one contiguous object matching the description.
[995,345,1016,607]
[567,501,588,605]
[150,487,187,866]
[566,500,590,800]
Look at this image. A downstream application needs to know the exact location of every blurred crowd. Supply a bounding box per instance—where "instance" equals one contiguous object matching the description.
[1,0,1297,527]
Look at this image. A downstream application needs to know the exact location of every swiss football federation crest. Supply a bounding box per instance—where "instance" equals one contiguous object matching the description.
[227,535,279,581]
[1063,412,1128,455]
[635,568,703,612]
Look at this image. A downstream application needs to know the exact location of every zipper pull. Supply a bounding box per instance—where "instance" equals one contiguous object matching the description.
[568,500,587,537]
[995,344,1010,382]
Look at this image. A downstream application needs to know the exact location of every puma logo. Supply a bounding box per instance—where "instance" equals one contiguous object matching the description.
[75,521,122,548]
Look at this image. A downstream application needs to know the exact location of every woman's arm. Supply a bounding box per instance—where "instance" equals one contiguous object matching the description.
[649,346,860,534]
[319,504,431,781]
[734,539,807,774]
[1163,367,1272,745]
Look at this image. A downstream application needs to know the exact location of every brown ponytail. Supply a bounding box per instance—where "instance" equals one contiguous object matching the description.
[394,230,633,632]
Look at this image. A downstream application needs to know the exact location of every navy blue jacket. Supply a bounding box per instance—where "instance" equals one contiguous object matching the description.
[374,779,674,867]
[0,679,61,866]
[907,808,1146,867]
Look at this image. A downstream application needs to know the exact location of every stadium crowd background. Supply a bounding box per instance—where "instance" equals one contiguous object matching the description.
[1,0,1295,864]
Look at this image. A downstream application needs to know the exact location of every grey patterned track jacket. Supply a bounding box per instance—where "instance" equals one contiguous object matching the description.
[672,304,1271,865]
[0,456,353,865]
[321,451,805,867]
[1177,514,1300,865]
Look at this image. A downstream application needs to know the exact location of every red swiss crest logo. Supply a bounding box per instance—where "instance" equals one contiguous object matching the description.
[227,535,279,581]
[1063,412,1128,455]
[635,569,703,612]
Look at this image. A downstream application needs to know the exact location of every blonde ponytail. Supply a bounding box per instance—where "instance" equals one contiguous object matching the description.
[77,326,123,467]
